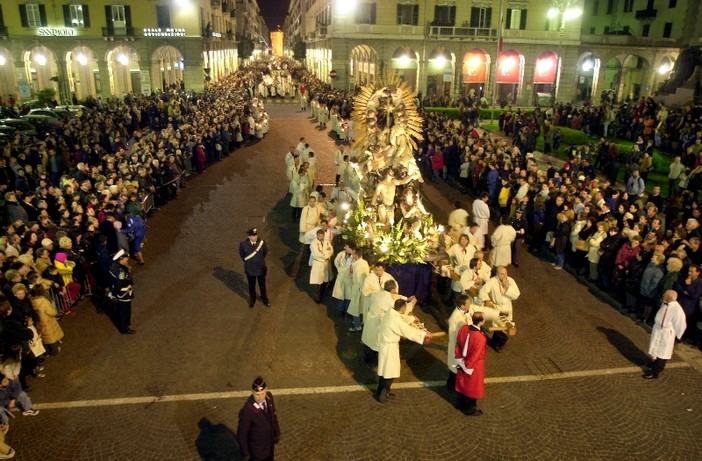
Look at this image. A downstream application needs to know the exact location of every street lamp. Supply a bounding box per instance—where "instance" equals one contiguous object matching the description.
[548,0,582,102]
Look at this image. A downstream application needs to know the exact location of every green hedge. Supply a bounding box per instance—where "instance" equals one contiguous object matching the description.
[424,107,536,120]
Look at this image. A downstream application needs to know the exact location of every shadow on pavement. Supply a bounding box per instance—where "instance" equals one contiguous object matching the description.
[406,344,455,407]
[195,417,241,461]
[597,326,649,367]
[212,266,249,301]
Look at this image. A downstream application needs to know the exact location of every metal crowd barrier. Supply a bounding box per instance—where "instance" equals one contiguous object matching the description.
[138,173,183,215]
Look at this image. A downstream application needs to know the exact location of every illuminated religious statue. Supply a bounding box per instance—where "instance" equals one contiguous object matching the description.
[342,69,436,264]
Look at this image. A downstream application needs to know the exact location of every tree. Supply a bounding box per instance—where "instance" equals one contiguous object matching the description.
[237,35,255,60]
[37,88,56,106]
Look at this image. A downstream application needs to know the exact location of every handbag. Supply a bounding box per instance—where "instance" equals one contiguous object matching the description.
[576,239,588,251]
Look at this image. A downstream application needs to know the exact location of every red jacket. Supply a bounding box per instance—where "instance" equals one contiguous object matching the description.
[454,325,487,399]
[431,151,444,170]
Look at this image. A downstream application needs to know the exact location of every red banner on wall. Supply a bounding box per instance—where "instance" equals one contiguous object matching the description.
[462,50,487,83]
[533,51,558,84]
[496,50,521,84]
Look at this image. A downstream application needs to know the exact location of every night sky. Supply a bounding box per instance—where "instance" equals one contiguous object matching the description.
[257,0,291,32]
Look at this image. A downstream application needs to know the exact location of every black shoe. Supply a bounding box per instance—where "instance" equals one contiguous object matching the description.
[122,329,137,335]
[466,409,483,416]
[642,373,656,379]
[375,388,388,403]
[249,301,255,308]
[263,300,271,307]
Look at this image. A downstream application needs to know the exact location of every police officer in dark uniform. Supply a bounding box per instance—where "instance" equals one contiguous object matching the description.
[237,376,281,461]
[109,249,136,334]
[239,228,270,308]
[510,209,528,268]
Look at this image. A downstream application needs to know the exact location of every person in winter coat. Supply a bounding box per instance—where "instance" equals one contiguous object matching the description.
[124,213,147,265]
[553,213,572,270]
[587,221,608,281]
[638,253,666,322]
[598,227,626,289]
[29,284,64,356]
[431,149,444,183]
[612,236,642,288]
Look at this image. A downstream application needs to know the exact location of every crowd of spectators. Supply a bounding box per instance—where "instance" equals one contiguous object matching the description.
[0,62,275,443]
[287,71,702,351]
[418,107,702,350]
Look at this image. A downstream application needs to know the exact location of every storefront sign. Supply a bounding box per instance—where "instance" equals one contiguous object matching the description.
[37,27,75,36]
[143,28,186,37]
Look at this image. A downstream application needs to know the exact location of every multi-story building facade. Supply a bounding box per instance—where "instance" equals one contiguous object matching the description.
[235,0,269,56]
[289,0,701,106]
[0,0,242,103]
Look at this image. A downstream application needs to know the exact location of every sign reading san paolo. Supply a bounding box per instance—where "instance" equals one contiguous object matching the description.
[37,27,75,36]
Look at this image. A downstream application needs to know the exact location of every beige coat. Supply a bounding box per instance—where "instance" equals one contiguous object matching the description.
[31,295,65,345]
[489,224,516,267]
[377,308,426,379]
[347,258,370,317]
[361,290,395,351]
[309,239,333,284]
[360,271,396,317]
[298,204,320,243]
[331,250,353,300]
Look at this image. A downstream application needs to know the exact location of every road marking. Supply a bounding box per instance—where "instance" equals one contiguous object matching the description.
[37,362,691,411]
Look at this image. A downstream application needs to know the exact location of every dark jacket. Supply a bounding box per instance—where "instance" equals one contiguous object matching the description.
[237,392,280,461]
[239,238,268,277]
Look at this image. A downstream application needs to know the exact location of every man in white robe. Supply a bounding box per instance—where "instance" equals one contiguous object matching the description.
[446,294,473,391]
[471,193,490,249]
[644,290,687,379]
[448,201,470,234]
[489,216,517,267]
[361,262,396,318]
[374,299,431,403]
[361,280,399,364]
[309,229,333,303]
[331,243,355,314]
[299,197,321,244]
[449,234,478,294]
[347,249,370,331]
[479,266,520,322]
[284,146,297,170]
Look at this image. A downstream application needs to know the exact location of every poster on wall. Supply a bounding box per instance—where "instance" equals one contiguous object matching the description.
[18,81,31,99]
[141,72,152,96]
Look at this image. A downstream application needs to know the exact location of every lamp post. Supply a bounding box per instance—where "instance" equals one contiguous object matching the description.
[548,0,582,103]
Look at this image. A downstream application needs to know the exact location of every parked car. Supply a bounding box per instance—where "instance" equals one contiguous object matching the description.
[28,108,74,122]
[21,113,63,129]
[0,118,38,137]
[55,105,86,117]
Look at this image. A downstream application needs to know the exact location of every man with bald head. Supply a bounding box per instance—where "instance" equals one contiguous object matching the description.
[644,290,686,379]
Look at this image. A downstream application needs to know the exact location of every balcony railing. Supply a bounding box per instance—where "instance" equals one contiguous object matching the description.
[635,9,657,19]
[428,25,496,39]
[580,33,676,47]
[102,26,135,38]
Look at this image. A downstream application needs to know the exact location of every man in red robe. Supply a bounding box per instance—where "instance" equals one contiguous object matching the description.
[454,312,487,416]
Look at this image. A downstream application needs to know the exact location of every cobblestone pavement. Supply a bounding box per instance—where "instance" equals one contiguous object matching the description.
[7,104,702,460]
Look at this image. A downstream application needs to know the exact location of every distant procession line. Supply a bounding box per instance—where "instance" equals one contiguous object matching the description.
[36,362,690,411]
